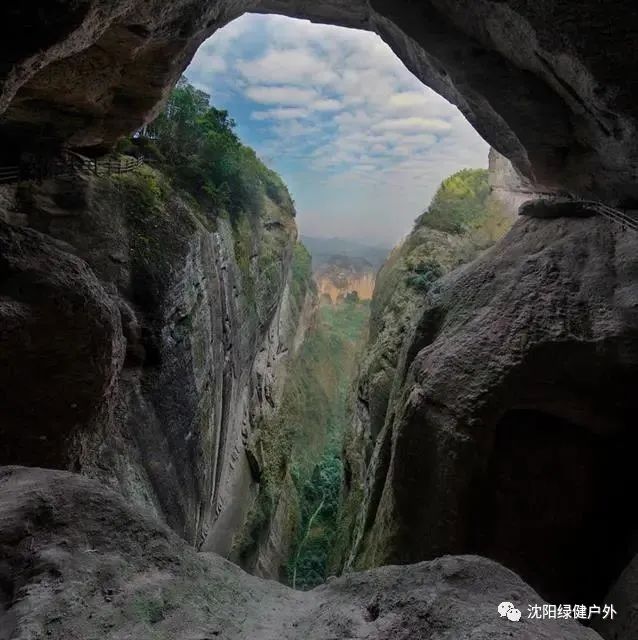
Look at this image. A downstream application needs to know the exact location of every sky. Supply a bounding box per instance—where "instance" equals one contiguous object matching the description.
[185,13,489,247]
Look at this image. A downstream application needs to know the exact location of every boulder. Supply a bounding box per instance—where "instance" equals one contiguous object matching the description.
[0,465,603,640]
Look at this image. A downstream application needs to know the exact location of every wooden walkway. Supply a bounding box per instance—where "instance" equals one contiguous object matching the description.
[0,150,143,185]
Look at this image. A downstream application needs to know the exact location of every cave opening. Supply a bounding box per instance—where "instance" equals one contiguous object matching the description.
[1,5,637,638]
[179,13,510,588]
[475,408,638,605]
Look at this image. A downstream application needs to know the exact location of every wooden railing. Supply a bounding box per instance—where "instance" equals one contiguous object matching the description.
[596,203,638,232]
[61,150,144,177]
[0,150,144,185]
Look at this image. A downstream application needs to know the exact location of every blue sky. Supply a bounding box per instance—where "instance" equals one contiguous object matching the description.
[185,14,489,246]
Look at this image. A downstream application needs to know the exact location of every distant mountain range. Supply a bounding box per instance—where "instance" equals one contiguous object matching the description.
[301,235,391,270]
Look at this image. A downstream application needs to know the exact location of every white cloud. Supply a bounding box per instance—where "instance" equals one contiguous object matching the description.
[312,98,342,112]
[236,49,339,86]
[186,13,489,245]
[245,85,319,105]
[252,107,310,120]
[370,117,452,134]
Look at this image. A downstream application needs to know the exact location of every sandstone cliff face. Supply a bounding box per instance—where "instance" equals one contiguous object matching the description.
[342,209,638,617]
[311,252,382,304]
[0,164,313,554]
[316,271,375,305]
[0,465,603,640]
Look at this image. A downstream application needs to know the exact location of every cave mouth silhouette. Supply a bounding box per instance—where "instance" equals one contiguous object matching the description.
[474,408,638,605]
[2,1,634,204]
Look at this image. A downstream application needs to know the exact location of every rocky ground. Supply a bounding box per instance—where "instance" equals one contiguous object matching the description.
[0,466,603,640]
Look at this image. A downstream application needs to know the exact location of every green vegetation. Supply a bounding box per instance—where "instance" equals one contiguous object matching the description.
[285,301,369,590]
[290,243,313,309]
[111,77,301,332]
[136,77,294,220]
[235,299,369,588]
[416,168,490,234]
[404,256,444,293]
[398,167,512,293]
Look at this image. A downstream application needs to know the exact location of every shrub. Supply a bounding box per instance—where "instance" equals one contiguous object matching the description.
[131,76,292,220]
[405,257,443,292]
[416,168,490,234]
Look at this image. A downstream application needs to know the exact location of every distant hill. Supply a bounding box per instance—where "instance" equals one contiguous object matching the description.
[301,235,390,271]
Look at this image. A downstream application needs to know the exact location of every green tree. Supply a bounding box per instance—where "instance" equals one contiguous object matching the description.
[136,77,293,219]
[290,453,343,590]
[416,168,490,234]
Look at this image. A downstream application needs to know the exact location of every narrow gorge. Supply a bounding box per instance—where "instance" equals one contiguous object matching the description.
[2,3,638,640]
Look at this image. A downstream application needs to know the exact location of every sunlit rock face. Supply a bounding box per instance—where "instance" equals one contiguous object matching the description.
[2,1,638,203]
[345,210,638,609]
[314,258,376,304]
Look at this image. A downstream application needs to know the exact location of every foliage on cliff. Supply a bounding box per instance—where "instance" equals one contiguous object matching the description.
[122,77,294,220]
[291,242,313,310]
[235,299,369,588]
[415,168,490,234]
[286,301,369,590]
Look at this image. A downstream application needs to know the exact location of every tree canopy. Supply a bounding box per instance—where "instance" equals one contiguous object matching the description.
[133,77,293,219]
[416,168,490,234]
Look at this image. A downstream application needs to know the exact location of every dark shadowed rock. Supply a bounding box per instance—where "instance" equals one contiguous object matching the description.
[0,165,312,566]
[2,2,638,202]
[0,220,124,469]
[520,197,603,218]
[594,554,638,640]
[0,466,603,640]
[345,212,638,613]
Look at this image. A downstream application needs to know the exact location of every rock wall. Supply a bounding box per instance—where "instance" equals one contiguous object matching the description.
[2,1,638,205]
[340,206,638,616]
[0,163,313,554]
[488,147,540,213]
[336,158,517,567]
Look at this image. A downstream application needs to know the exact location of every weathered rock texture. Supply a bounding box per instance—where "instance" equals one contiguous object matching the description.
[2,1,638,204]
[0,221,125,469]
[489,147,539,213]
[344,210,638,617]
[336,161,516,567]
[0,466,603,640]
[0,165,314,557]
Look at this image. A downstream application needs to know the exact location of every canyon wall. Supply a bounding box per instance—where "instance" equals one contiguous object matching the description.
[0,162,314,555]
[336,162,518,567]
[338,157,638,631]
